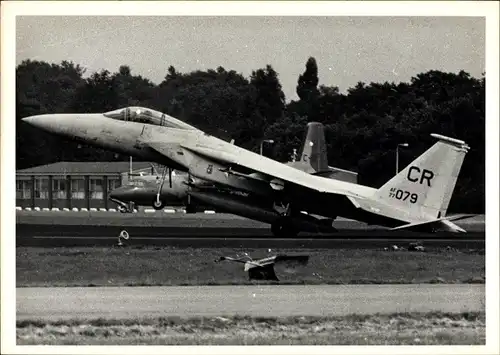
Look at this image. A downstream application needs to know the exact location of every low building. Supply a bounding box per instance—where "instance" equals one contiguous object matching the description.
[16,161,153,210]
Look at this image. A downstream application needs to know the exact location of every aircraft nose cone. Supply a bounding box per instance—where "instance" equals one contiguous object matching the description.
[22,115,42,125]
[22,113,104,139]
[22,114,58,132]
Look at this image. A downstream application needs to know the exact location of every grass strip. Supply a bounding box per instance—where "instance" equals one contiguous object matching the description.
[17,311,485,345]
[17,246,485,287]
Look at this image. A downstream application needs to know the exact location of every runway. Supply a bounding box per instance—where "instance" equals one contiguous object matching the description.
[16,235,485,249]
[16,211,485,248]
[17,284,484,321]
[16,211,486,231]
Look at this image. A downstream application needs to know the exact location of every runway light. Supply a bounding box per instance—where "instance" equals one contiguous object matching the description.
[118,230,130,246]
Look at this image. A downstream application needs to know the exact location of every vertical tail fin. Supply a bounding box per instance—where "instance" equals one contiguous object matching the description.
[375,134,470,219]
[286,122,358,183]
[298,122,329,173]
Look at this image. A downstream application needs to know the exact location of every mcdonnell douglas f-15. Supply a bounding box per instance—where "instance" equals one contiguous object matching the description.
[23,106,472,235]
[23,107,357,234]
[108,119,358,222]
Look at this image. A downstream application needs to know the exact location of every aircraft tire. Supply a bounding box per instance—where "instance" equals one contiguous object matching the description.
[271,219,298,238]
[185,204,197,214]
[152,200,166,210]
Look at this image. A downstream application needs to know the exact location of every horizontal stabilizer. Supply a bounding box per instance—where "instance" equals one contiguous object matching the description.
[390,215,474,233]
[313,166,358,184]
[441,213,477,222]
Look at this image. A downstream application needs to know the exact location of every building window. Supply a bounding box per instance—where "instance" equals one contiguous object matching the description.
[16,181,22,199]
[71,178,85,199]
[90,178,103,199]
[16,179,32,199]
[34,177,49,199]
[107,178,121,196]
[52,178,67,199]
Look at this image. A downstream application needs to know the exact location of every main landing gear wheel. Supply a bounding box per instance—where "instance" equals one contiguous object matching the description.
[153,200,165,210]
[185,194,196,214]
[271,219,298,238]
[185,204,196,214]
[271,202,298,237]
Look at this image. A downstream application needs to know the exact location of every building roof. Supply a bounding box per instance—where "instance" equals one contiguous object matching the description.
[16,161,153,175]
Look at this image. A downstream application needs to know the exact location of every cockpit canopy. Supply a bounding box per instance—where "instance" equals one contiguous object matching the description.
[103,106,198,131]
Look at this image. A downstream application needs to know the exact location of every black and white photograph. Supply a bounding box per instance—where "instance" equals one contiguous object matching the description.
[1,1,499,353]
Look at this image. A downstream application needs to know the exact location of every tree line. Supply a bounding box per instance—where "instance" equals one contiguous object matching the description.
[15,57,485,212]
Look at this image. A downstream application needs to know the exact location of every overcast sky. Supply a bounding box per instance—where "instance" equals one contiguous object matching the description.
[16,16,484,101]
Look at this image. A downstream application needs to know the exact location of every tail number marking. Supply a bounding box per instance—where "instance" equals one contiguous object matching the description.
[389,188,418,204]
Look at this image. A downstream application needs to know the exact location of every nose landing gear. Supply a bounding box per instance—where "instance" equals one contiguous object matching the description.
[152,199,165,210]
[154,165,173,209]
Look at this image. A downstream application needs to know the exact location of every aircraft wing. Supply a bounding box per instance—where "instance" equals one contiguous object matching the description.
[178,143,364,199]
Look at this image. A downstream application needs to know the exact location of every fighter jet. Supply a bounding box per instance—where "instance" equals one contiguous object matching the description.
[22,106,356,234]
[108,120,358,219]
[23,107,473,235]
